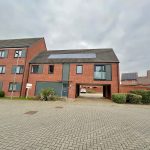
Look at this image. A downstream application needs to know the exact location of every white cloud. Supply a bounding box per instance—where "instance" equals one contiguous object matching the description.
[0,0,150,75]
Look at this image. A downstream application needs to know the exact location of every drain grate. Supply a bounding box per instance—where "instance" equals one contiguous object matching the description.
[24,111,38,115]
[55,106,63,109]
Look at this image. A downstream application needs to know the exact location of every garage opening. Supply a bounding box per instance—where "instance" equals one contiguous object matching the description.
[76,84,111,99]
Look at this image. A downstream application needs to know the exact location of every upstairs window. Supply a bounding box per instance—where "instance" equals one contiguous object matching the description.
[49,65,54,74]
[94,65,106,80]
[0,50,8,58]
[31,65,43,74]
[9,82,21,92]
[14,50,26,58]
[76,65,83,74]
[0,66,5,74]
[12,66,24,74]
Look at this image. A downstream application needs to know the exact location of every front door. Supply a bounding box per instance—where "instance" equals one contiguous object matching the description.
[62,83,68,97]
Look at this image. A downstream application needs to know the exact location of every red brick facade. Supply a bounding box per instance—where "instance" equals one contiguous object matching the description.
[27,63,120,99]
[27,64,63,97]
[0,38,46,97]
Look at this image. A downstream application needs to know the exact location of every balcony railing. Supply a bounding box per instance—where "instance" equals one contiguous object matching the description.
[94,72,106,80]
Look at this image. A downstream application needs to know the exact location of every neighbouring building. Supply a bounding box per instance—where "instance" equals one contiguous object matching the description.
[121,70,150,86]
[0,37,47,97]
[120,70,150,93]
[138,70,150,86]
[28,49,120,99]
[121,72,138,85]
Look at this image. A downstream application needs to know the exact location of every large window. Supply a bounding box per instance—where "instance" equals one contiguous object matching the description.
[76,65,83,74]
[31,65,43,74]
[9,82,21,92]
[0,50,8,58]
[14,50,26,58]
[0,66,5,74]
[12,66,24,74]
[94,65,106,80]
[49,65,54,74]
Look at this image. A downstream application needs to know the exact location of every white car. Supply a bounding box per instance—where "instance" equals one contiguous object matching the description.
[80,88,87,93]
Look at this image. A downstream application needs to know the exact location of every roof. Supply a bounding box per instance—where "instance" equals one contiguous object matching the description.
[121,73,138,81]
[30,48,119,64]
[0,37,44,48]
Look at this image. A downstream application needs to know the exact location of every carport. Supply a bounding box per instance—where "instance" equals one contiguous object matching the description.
[76,83,111,99]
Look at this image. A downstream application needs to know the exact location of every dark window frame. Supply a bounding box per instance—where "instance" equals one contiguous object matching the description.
[8,82,21,92]
[12,65,24,74]
[0,65,6,74]
[14,50,23,58]
[31,65,40,74]
[76,65,83,74]
[0,50,6,58]
[48,65,54,74]
[94,64,106,80]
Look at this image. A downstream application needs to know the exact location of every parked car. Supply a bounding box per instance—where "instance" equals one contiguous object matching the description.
[80,88,87,93]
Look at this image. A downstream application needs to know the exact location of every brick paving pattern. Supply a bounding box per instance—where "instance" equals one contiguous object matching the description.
[0,99,150,150]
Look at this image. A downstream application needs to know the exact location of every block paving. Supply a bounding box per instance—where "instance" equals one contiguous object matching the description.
[0,99,150,150]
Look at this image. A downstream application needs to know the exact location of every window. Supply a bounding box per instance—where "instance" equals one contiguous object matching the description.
[76,65,83,74]
[49,65,54,74]
[0,66,5,74]
[12,66,24,74]
[94,65,106,80]
[9,82,21,92]
[14,50,26,58]
[31,65,43,74]
[0,50,8,58]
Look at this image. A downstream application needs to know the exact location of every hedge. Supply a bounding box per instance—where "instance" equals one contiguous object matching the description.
[126,93,142,104]
[112,93,126,104]
[130,90,150,104]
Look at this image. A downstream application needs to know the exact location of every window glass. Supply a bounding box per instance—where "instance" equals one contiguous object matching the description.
[49,65,54,74]
[15,50,22,58]
[9,83,21,91]
[0,51,5,58]
[0,66,5,73]
[76,65,83,74]
[31,65,39,73]
[94,65,106,80]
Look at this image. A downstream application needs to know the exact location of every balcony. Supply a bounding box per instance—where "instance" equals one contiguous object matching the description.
[94,72,106,80]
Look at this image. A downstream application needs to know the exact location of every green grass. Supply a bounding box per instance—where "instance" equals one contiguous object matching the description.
[0,96,38,100]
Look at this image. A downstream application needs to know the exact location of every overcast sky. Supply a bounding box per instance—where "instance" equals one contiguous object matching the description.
[0,0,149,76]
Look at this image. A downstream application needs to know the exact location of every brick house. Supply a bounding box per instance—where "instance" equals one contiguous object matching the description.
[121,72,138,85]
[0,37,47,97]
[28,49,120,99]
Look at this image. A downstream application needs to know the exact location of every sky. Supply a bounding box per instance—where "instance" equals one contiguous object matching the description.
[0,0,150,76]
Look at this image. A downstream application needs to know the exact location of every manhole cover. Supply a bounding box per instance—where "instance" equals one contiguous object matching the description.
[24,111,38,115]
[55,106,63,109]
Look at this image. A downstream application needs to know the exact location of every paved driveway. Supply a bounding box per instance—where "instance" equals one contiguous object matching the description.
[0,99,150,150]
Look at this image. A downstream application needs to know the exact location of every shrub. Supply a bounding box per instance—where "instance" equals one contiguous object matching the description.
[0,91,5,97]
[130,90,150,104]
[112,93,126,104]
[126,93,142,104]
[40,88,56,101]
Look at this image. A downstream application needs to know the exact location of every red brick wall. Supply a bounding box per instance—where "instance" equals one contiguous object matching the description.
[0,38,47,97]
[68,63,119,98]
[0,48,26,96]
[21,38,47,96]
[27,63,120,99]
[27,64,62,97]
[120,85,150,93]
